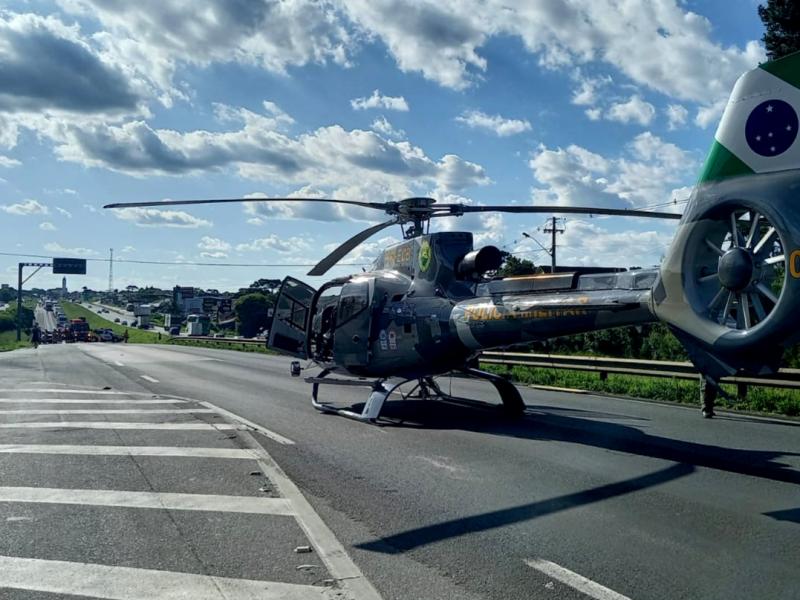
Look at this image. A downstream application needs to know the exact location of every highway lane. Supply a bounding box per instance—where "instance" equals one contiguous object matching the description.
[7,343,800,600]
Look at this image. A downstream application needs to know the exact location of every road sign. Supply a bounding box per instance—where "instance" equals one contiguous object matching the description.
[52,258,86,275]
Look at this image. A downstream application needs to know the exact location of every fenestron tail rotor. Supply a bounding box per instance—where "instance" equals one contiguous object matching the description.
[104,195,682,276]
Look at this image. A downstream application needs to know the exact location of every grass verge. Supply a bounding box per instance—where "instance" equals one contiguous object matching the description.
[61,302,164,344]
[482,363,800,417]
[0,330,30,352]
[166,337,273,354]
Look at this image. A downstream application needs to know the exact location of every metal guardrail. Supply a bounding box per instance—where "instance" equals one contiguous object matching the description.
[172,337,800,394]
[480,351,800,391]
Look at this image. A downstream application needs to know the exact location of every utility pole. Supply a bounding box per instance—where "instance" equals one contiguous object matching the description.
[108,248,114,292]
[542,217,565,273]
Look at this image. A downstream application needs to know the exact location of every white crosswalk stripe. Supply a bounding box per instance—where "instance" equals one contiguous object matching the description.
[0,486,294,515]
[0,385,380,600]
[0,556,336,600]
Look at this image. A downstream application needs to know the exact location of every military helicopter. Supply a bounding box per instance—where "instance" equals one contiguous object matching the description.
[106,51,800,422]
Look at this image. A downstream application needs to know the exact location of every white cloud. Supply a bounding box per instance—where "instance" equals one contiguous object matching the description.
[551,220,673,268]
[0,156,20,167]
[341,0,762,106]
[370,116,405,139]
[55,207,73,218]
[585,108,602,121]
[605,96,655,126]
[197,236,231,254]
[236,234,310,253]
[695,98,727,129]
[351,90,409,111]
[44,242,96,256]
[114,207,212,228]
[200,251,228,259]
[121,245,135,253]
[529,132,696,210]
[39,222,57,231]
[1,199,49,215]
[83,203,97,212]
[455,110,531,137]
[59,0,355,104]
[666,104,688,130]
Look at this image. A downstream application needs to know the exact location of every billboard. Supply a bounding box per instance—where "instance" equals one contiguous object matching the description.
[52,258,86,275]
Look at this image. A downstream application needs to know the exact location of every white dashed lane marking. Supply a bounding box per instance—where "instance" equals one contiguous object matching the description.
[0,487,294,515]
[525,558,632,600]
[0,445,254,459]
[140,375,159,383]
[0,556,336,600]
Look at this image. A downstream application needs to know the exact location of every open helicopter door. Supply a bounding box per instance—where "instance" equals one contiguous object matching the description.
[267,277,316,359]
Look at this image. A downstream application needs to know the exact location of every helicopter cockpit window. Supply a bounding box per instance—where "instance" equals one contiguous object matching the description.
[336,282,369,328]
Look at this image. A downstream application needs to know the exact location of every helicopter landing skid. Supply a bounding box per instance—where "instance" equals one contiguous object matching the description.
[307,369,408,423]
[306,367,525,423]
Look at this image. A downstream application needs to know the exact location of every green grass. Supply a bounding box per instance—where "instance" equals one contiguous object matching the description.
[482,363,800,418]
[0,330,30,352]
[61,302,165,344]
[166,337,273,354]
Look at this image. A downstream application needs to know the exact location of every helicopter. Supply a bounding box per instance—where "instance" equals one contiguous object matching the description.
[105,51,800,423]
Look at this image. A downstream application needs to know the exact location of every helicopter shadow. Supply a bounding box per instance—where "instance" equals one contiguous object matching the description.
[339,396,800,487]
[346,397,800,554]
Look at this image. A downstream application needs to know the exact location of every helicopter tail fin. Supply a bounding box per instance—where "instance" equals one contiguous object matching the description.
[653,52,800,378]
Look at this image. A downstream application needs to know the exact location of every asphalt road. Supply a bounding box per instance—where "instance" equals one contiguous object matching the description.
[2,343,799,600]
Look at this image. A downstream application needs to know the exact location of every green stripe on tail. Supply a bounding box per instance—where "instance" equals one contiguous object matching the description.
[698,140,754,183]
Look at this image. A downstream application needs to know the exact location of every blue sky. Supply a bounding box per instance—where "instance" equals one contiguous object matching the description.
[0,0,767,292]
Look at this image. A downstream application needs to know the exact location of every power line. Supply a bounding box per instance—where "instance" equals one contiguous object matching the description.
[0,251,369,268]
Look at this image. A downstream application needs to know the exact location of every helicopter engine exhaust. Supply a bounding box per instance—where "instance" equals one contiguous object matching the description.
[456,246,504,281]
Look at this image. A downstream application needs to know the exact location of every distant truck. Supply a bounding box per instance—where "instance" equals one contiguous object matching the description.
[69,318,90,342]
[44,301,53,311]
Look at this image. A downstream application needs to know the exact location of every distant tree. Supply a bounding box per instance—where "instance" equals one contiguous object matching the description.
[234,293,271,337]
[249,278,283,294]
[0,287,15,303]
[497,255,541,277]
[759,0,800,60]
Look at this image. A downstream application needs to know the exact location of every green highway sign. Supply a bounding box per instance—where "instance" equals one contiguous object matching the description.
[52,258,87,275]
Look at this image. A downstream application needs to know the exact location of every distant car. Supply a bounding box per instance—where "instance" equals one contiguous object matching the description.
[139,323,150,329]
[169,326,180,336]
[121,320,128,326]
[114,317,120,323]
[214,332,226,338]
[131,320,138,327]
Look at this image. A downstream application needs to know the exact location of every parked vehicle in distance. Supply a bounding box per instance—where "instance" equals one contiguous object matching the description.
[114,317,120,323]
[169,326,180,336]
[121,320,128,326]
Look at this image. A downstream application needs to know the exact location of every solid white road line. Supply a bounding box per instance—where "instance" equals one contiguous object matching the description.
[524,558,632,600]
[0,408,215,414]
[0,398,186,404]
[241,431,382,600]
[0,445,255,459]
[200,401,295,446]
[0,486,294,515]
[0,422,238,430]
[0,556,334,600]
[140,375,159,383]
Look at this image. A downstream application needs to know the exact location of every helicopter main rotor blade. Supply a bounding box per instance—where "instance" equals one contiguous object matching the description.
[308,218,399,277]
[103,197,391,211]
[452,205,682,219]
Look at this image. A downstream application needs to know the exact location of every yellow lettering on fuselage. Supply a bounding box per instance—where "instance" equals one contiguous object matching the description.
[462,305,588,322]
[791,250,800,279]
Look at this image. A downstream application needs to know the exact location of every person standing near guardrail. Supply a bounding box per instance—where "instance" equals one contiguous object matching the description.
[123,329,129,343]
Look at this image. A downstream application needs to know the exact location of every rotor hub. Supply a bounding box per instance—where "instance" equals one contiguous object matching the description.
[718,247,754,291]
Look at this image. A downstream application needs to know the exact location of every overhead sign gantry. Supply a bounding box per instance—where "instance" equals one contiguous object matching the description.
[17,258,87,341]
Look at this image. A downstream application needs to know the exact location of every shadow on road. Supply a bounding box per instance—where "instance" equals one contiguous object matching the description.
[357,462,694,553]
[351,398,800,487]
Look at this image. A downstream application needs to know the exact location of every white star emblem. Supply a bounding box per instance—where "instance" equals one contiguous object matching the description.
[788,125,793,131]
[771,146,776,152]
[767,105,774,113]
[768,132,773,137]
[756,135,762,141]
